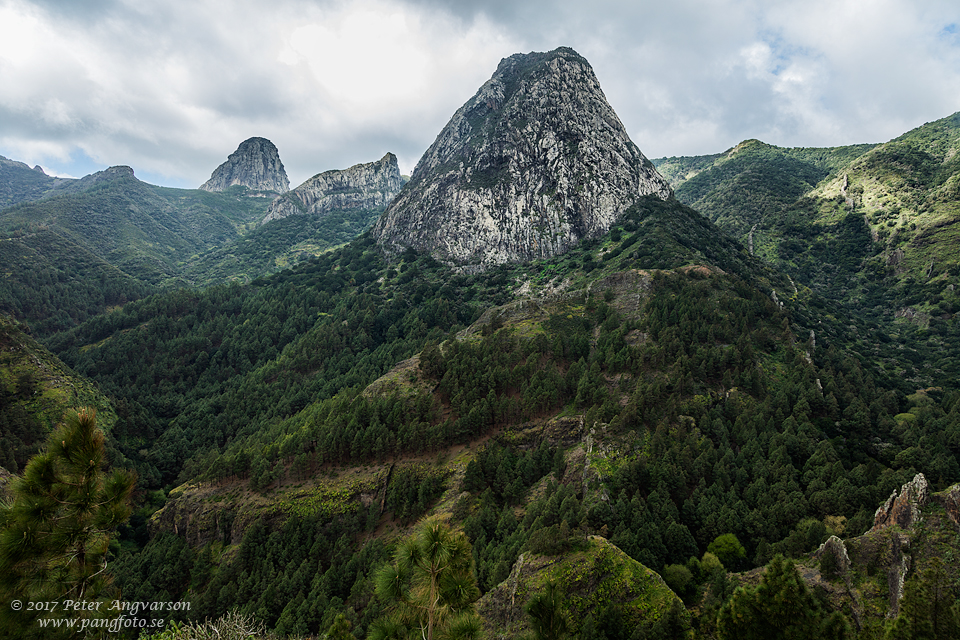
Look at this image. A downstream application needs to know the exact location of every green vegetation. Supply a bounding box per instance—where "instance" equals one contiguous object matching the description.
[655,115,960,390]
[0,408,135,639]
[0,171,390,334]
[371,517,481,640]
[525,581,570,640]
[0,173,249,286]
[655,140,876,240]
[0,229,153,336]
[0,156,58,209]
[29,221,960,638]
[0,316,117,472]
[182,206,386,287]
[717,555,851,640]
[1,113,960,639]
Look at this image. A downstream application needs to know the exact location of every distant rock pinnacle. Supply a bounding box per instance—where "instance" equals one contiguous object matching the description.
[261,153,403,226]
[372,47,672,270]
[200,137,290,193]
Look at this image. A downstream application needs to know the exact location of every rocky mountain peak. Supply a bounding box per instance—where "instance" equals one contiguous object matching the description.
[200,137,290,194]
[261,153,403,226]
[372,47,672,270]
[871,472,929,532]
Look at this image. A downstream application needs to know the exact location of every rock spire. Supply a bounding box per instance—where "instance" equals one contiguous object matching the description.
[372,47,672,270]
[200,137,290,193]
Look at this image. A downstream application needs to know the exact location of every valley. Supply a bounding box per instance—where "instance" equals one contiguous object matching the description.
[1,47,959,640]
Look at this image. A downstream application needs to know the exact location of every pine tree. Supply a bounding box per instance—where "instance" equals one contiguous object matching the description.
[0,408,136,638]
[525,581,570,640]
[885,558,960,640]
[325,613,355,640]
[717,555,851,640]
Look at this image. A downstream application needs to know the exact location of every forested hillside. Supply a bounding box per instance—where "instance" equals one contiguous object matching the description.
[0,315,116,473]
[24,189,958,638]
[2,99,960,638]
[654,114,960,390]
[654,141,876,241]
[0,167,398,334]
[0,155,63,208]
[0,170,264,286]
[181,205,386,286]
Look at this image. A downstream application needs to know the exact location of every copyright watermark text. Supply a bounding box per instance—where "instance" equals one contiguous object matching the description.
[9,599,190,633]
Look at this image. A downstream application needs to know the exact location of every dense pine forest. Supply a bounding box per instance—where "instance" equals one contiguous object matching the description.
[2,107,960,640]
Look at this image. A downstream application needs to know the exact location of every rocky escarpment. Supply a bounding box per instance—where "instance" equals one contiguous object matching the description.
[261,153,403,225]
[871,472,929,532]
[803,474,960,631]
[372,47,672,270]
[200,137,290,193]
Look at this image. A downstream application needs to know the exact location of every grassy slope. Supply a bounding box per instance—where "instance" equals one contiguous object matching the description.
[653,114,960,388]
[181,206,385,286]
[0,315,116,472]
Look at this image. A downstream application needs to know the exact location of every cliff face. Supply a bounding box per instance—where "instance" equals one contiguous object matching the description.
[200,137,290,193]
[804,474,960,632]
[261,153,403,226]
[371,47,672,270]
[871,472,930,532]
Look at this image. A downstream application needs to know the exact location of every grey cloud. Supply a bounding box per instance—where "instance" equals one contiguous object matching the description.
[2,0,959,187]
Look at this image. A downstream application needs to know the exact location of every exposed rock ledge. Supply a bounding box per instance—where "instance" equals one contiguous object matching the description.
[871,472,928,532]
[261,153,403,225]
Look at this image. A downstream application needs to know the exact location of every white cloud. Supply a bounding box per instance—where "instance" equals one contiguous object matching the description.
[1,0,521,185]
[0,0,958,185]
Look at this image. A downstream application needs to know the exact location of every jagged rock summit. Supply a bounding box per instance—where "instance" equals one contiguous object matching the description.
[261,153,403,226]
[372,47,672,270]
[871,472,929,532]
[200,137,290,194]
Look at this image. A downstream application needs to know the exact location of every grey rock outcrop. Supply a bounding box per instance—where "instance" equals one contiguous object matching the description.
[261,153,402,226]
[200,137,289,193]
[871,472,928,532]
[817,535,852,574]
[372,47,672,270]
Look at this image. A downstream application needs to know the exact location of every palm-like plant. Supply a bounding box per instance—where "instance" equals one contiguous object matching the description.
[370,517,481,640]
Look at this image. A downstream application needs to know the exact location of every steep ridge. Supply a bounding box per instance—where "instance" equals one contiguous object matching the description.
[0,166,270,289]
[373,47,672,270]
[0,155,65,208]
[769,473,960,636]
[653,140,876,244]
[177,154,405,285]
[200,137,290,194]
[652,113,960,387]
[261,153,403,225]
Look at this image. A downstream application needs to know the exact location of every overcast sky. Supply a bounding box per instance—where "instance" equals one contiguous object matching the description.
[1,0,959,189]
